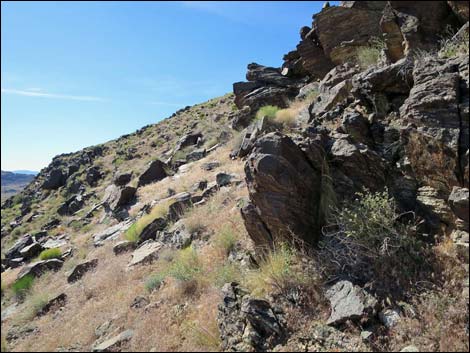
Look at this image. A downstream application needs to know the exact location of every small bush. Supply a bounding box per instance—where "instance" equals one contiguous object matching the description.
[12,275,34,299]
[39,248,62,260]
[355,37,385,69]
[255,105,280,121]
[182,320,221,350]
[213,226,237,255]
[145,273,166,293]
[274,108,297,127]
[245,243,310,297]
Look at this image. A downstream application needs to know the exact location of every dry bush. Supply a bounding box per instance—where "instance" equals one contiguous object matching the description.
[355,37,386,69]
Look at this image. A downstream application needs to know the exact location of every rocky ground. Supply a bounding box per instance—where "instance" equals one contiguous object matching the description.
[1,1,469,352]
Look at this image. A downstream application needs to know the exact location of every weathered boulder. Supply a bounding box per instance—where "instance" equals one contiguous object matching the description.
[85,166,102,186]
[128,241,163,267]
[36,293,67,317]
[57,194,84,216]
[137,159,168,187]
[113,240,136,255]
[93,219,133,246]
[5,235,34,260]
[448,186,469,224]
[42,169,66,190]
[185,148,206,162]
[216,172,240,187]
[17,259,64,280]
[139,217,167,242]
[400,56,467,194]
[113,172,132,186]
[103,185,136,210]
[42,237,68,249]
[19,242,44,260]
[67,259,98,283]
[173,132,203,153]
[325,280,378,325]
[242,132,324,247]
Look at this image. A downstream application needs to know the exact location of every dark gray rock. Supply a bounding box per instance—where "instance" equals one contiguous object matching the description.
[113,172,132,186]
[42,169,66,190]
[67,259,98,283]
[17,259,64,280]
[137,160,168,187]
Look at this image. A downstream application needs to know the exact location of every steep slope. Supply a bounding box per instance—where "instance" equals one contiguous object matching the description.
[1,1,469,352]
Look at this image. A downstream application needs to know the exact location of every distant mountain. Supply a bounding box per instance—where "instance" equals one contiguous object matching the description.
[1,170,36,201]
[12,170,38,175]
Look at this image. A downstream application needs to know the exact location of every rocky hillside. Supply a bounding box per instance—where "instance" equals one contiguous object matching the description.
[1,172,36,202]
[1,1,469,352]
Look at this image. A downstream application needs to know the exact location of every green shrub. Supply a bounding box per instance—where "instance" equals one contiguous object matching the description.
[167,247,202,282]
[12,275,34,299]
[214,226,237,255]
[355,37,385,69]
[39,248,62,260]
[145,273,166,292]
[255,105,280,121]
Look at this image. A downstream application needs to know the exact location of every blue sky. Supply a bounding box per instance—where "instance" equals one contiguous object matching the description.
[1,1,331,171]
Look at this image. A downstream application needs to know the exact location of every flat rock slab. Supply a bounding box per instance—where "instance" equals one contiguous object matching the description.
[17,259,64,280]
[93,220,133,246]
[325,280,378,326]
[92,329,134,352]
[67,259,98,283]
[128,241,163,267]
[42,238,68,249]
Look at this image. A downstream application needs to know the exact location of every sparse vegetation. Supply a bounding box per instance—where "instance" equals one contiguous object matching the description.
[145,273,166,292]
[354,37,386,69]
[12,275,35,299]
[125,200,172,243]
[38,248,62,260]
[438,25,469,58]
[213,225,237,255]
[255,105,280,121]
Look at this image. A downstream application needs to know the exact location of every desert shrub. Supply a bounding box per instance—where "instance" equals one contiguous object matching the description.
[12,275,34,299]
[439,25,469,58]
[244,243,311,297]
[185,217,205,235]
[145,273,166,293]
[319,189,428,299]
[213,225,237,255]
[274,108,297,127]
[255,105,280,121]
[38,248,62,260]
[124,200,171,243]
[355,37,385,69]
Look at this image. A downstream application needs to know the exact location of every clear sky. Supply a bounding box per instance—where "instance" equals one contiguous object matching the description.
[1,1,332,171]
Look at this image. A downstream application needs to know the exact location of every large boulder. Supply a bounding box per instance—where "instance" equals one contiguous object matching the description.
[137,159,168,187]
[85,166,102,186]
[173,132,203,153]
[113,172,132,186]
[42,169,66,190]
[17,259,64,280]
[242,132,325,247]
[128,241,163,267]
[103,185,136,210]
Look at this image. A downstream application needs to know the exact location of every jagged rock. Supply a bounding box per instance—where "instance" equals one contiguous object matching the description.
[128,241,163,267]
[137,159,168,187]
[190,180,208,193]
[201,181,219,199]
[231,116,276,159]
[93,219,133,246]
[113,172,132,186]
[19,242,44,260]
[103,185,136,210]
[58,194,84,216]
[5,234,34,260]
[400,55,468,195]
[67,259,98,283]
[216,172,238,187]
[43,218,61,230]
[217,282,285,352]
[86,166,102,186]
[448,187,469,224]
[139,217,167,242]
[243,132,325,247]
[230,106,253,130]
[246,63,297,87]
[36,293,67,316]
[325,280,378,325]
[156,220,192,248]
[167,192,193,222]
[417,186,453,233]
[329,138,386,197]
[42,169,66,190]
[185,148,206,162]
[17,259,64,280]
[113,240,136,255]
[173,132,203,153]
[92,329,133,352]
[313,5,384,65]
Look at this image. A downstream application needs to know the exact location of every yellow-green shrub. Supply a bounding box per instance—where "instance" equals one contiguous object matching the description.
[39,248,62,260]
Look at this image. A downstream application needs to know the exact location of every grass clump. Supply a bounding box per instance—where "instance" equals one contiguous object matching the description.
[145,273,166,293]
[124,200,171,243]
[167,247,203,282]
[255,105,280,121]
[439,25,469,59]
[12,274,34,299]
[38,248,62,260]
[355,37,385,69]
[245,243,309,297]
[28,293,50,317]
[212,263,242,288]
[213,225,238,255]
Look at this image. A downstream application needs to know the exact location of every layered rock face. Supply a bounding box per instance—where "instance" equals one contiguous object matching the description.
[233,1,467,125]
